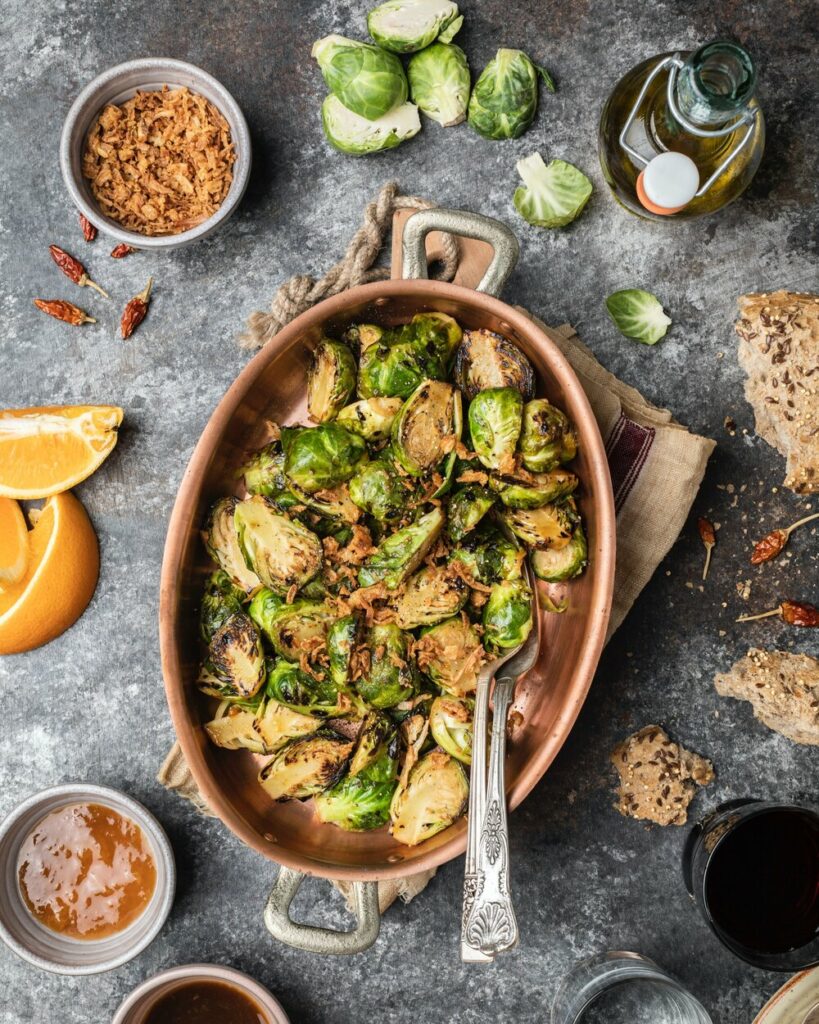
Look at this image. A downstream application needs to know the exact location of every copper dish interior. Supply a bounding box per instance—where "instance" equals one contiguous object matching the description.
[160,280,615,882]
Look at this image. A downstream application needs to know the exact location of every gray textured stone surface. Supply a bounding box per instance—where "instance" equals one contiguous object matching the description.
[0,1,817,1021]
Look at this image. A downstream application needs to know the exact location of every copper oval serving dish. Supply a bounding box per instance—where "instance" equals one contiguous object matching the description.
[160,209,615,952]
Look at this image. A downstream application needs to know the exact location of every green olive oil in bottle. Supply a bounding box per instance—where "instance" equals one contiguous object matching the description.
[598,41,765,219]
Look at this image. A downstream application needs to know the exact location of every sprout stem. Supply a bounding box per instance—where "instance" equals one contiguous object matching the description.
[736,607,780,623]
[784,510,819,537]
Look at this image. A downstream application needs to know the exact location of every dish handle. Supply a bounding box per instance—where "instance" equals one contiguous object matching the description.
[263,866,380,955]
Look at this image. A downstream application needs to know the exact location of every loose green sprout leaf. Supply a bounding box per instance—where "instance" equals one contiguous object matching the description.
[312,35,408,120]
[307,338,357,423]
[467,49,551,140]
[368,0,462,53]
[514,154,593,228]
[605,289,672,345]
[408,42,470,126]
[321,95,421,155]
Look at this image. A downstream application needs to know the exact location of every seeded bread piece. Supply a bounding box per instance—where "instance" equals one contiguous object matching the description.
[610,725,714,826]
[735,291,819,494]
[715,648,819,745]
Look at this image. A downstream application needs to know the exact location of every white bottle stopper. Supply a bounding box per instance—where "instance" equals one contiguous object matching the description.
[637,151,700,215]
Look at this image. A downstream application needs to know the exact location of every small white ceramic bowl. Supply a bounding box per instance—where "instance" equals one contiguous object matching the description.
[0,783,175,975]
[60,58,251,250]
[112,964,291,1024]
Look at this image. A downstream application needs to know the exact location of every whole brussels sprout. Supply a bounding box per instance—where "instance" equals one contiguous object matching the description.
[265,659,345,717]
[390,750,468,846]
[467,48,554,140]
[234,496,323,594]
[207,612,266,699]
[483,578,533,649]
[499,501,577,549]
[401,311,463,366]
[489,467,578,509]
[327,613,359,689]
[247,586,285,638]
[202,497,261,594]
[392,380,462,477]
[430,696,473,764]
[368,0,462,53]
[518,398,578,472]
[454,328,535,401]
[446,485,495,541]
[282,424,367,494]
[263,600,335,662]
[357,333,446,399]
[393,564,469,629]
[531,522,587,581]
[258,731,354,802]
[314,724,399,831]
[358,507,444,589]
[337,396,404,441]
[450,524,524,584]
[408,42,470,126]
[468,387,524,471]
[307,338,357,423]
[252,698,322,752]
[349,456,412,522]
[312,35,408,121]
[321,94,421,155]
[200,569,247,643]
[355,623,417,708]
[239,443,299,510]
[415,615,484,696]
[204,707,266,754]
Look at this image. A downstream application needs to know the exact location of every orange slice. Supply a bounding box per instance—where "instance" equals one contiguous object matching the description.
[0,491,99,654]
[0,405,124,499]
[0,497,29,585]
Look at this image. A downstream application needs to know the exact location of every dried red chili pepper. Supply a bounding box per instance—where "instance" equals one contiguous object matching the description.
[49,245,108,297]
[120,277,153,339]
[697,517,716,580]
[750,511,819,564]
[110,244,136,258]
[79,214,97,242]
[33,298,96,325]
[737,600,819,627]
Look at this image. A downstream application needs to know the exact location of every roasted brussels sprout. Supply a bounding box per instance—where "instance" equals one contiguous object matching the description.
[446,486,495,541]
[489,467,578,509]
[358,507,444,589]
[355,624,417,708]
[348,711,394,776]
[312,35,408,120]
[262,600,335,662]
[337,396,404,441]
[368,0,462,53]
[200,570,247,643]
[454,328,535,401]
[253,697,323,752]
[239,443,298,509]
[468,387,524,471]
[314,723,398,831]
[393,564,469,629]
[499,502,577,549]
[307,338,357,423]
[467,48,553,140]
[415,616,483,696]
[531,522,587,581]
[483,578,533,649]
[402,312,463,366]
[282,424,367,494]
[247,586,285,638]
[346,323,389,352]
[518,398,578,472]
[321,95,422,155]
[286,480,361,524]
[327,613,359,689]
[357,334,446,400]
[450,524,524,584]
[408,42,470,126]
[392,380,462,476]
[202,497,261,594]
[234,496,323,593]
[208,612,266,699]
[204,706,266,753]
[390,750,468,846]
[265,659,345,716]
[258,731,353,802]
[430,696,473,764]
[349,456,412,522]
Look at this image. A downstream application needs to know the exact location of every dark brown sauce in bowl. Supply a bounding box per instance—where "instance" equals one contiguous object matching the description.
[144,980,267,1023]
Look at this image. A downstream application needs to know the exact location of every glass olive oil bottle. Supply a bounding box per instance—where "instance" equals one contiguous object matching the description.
[599,41,765,219]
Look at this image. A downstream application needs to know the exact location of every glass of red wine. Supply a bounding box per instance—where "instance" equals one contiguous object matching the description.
[683,799,819,971]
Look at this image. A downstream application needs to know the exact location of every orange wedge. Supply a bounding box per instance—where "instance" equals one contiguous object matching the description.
[0,405,123,499]
[0,497,29,585]
[0,491,99,655]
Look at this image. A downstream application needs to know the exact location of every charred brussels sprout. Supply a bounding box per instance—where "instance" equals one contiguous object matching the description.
[202,497,261,594]
[355,624,417,708]
[408,42,470,127]
[204,707,266,753]
[321,95,421,155]
[393,564,469,629]
[234,496,323,593]
[253,698,322,752]
[327,614,359,689]
[265,660,344,716]
[454,328,535,401]
[430,696,473,764]
[531,522,587,581]
[489,467,578,509]
[286,480,360,524]
[258,731,353,802]
[346,323,389,352]
[468,387,524,470]
[450,525,524,584]
[357,334,446,400]
[307,338,357,423]
[208,612,266,699]
[483,578,533,649]
[262,600,335,662]
[337,396,403,441]
[390,750,468,846]
[239,443,298,509]
[358,507,444,589]
[314,725,398,831]
[415,616,483,696]
[282,424,367,494]
[312,35,408,121]
[349,456,411,523]
[368,0,462,53]
[402,312,463,366]
[392,380,462,477]
[518,398,578,472]
[499,502,577,549]
[200,570,247,643]
[467,48,553,140]
[446,486,495,541]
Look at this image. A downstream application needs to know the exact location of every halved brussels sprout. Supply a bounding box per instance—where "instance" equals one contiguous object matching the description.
[345,323,389,353]
[258,731,353,802]
[208,612,266,699]
[202,497,262,593]
[263,600,335,662]
[234,496,323,593]
[312,35,408,120]
[393,564,469,629]
[282,424,367,494]
[430,696,473,764]
[349,456,412,523]
[321,94,421,155]
[454,328,535,401]
[483,578,533,649]
[368,0,462,53]
[239,443,298,509]
[357,334,446,400]
[489,467,578,509]
[205,706,266,754]
[200,570,247,643]
[518,398,578,472]
[402,312,463,366]
[390,750,468,846]
[408,42,470,127]
[499,502,577,550]
[392,380,462,476]
[467,48,553,140]
[247,586,285,638]
[450,524,524,584]
[253,697,322,752]
[415,616,484,696]
[286,480,360,524]
[468,387,524,471]
[314,723,399,831]
[358,507,445,589]
[337,396,404,441]
[531,522,587,581]
[307,338,357,423]
[327,613,359,689]
[355,623,417,708]
[265,659,345,716]
[348,711,395,776]
[446,486,495,541]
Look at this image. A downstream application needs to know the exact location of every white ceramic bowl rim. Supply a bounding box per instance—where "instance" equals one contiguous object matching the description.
[59,58,251,250]
[0,783,175,975]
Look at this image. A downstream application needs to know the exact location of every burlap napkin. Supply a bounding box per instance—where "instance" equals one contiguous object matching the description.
[158,185,715,912]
